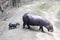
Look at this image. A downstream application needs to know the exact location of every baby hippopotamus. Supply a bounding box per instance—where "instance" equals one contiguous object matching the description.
[9,22,20,29]
[22,13,54,32]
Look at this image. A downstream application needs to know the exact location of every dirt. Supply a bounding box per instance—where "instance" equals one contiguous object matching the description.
[0,1,60,40]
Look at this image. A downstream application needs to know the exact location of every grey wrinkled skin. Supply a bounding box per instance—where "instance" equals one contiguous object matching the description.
[22,13,54,32]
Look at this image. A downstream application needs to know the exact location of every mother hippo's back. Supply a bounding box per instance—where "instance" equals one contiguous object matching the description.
[23,13,50,26]
[28,13,45,20]
[28,13,49,23]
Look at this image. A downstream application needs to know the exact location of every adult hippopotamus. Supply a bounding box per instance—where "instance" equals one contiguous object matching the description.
[22,13,54,32]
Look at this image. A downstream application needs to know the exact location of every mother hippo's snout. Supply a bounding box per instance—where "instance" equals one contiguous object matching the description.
[46,24,54,32]
[22,13,54,32]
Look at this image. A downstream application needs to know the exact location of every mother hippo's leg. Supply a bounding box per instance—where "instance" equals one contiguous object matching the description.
[39,26,44,32]
[27,24,31,29]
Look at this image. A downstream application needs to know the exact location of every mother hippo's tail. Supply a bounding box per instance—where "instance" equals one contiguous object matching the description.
[23,13,29,24]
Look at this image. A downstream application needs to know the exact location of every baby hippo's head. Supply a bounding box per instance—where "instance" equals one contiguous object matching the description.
[16,23,20,26]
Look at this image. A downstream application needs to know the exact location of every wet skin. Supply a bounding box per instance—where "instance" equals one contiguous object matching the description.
[22,13,53,32]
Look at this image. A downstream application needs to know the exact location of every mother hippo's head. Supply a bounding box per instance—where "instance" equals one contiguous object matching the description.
[46,24,54,32]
